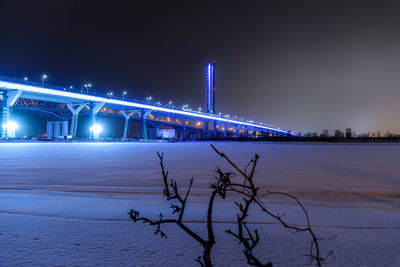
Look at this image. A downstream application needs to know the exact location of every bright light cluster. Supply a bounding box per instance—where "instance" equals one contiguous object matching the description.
[89,124,103,134]
[2,121,18,130]
[0,80,296,136]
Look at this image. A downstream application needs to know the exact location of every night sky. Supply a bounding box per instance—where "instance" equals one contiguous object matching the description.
[1,0,400,134]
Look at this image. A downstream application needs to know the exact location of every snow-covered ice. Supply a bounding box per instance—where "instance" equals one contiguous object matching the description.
[1,142,400,266]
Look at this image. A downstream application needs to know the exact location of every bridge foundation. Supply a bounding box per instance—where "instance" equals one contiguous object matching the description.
[212,120,217,138]
[244,128,249,138]
[141,110,152,140]
[1,91,8,138]
[47,121,69,139]
[121,110,135,140]
[204,120,209,139]
[67,103,85,138]
[220,124,227,138]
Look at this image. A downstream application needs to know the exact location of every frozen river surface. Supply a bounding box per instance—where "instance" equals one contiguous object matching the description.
[1,142,400,266]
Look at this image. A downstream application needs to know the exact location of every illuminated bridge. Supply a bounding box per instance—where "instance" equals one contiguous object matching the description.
[0,70,295,140]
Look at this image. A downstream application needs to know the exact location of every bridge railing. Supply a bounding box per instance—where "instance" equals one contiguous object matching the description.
[0,76,184,110]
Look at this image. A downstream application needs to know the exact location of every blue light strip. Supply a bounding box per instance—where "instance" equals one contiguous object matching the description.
[0,80,297,136]
[207,63,211,112]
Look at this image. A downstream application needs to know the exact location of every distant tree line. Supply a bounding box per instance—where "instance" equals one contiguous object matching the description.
[297,128,400,142]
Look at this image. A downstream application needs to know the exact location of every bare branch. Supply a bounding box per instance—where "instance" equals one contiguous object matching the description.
[157,152,170,198]
[130,152,231,267]
[130,146,330,267]
[211,144,326,267]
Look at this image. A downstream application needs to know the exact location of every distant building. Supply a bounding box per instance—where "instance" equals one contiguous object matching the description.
[157,128,176,139]
[345,128,352,139]
[321,129,329,137]
[334,130,344,138]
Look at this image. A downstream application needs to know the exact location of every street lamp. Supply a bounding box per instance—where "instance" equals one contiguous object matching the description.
[23,77,28,81]
[123,91,127,99]
[83,83,92,94]
[41,74,47,86]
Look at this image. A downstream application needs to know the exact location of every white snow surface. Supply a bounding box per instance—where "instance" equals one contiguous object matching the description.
[1,142,400,266]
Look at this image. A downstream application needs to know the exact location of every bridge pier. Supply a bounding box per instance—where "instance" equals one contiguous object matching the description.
[244,127,249,138]
[1,91,8,138]
[1,90,22,138]
[47,121,69,139]
[204,120,209,139]
[67,103,85,138]
[121,110,135,140]
[220,124,227,138]
[89,102,105,139]
[140,110,152,140]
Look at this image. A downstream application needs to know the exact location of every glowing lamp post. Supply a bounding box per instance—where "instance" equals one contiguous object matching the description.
[83,83,92,94]
[41,74,47,86]
[89,124,103,140]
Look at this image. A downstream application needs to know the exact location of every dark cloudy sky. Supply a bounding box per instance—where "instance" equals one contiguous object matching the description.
[1,0,400,134]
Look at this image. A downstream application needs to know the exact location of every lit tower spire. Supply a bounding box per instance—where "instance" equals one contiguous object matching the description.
[206,60,216,114]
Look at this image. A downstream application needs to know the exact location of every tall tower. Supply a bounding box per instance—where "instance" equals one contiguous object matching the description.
[206,60,216,114]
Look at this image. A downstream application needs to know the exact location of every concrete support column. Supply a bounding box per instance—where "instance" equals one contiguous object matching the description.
[55,122,61,137]
[234,127,239,136]
[221,124,227,138]
[140,110,152,140]
[1,90,22,138]
[121,110,135,140]
[62,121,69,137]
[47,121,69,139]
[67,103,85,138]
[89,102,105,139]
[89,102,95,139]
[244,128,249,138]
[213,120,217,138]
[46,122,54,138]
[1,91,8,138]
[204,120,209,139]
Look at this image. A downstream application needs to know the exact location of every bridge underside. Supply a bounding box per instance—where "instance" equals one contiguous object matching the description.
[0,98,280,140]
